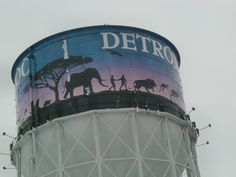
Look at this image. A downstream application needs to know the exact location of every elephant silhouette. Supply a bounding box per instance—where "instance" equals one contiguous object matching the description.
[131,79,156,93]
[63,68,107,98]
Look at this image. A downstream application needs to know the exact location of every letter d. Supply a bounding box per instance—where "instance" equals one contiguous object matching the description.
[101,32,119,49]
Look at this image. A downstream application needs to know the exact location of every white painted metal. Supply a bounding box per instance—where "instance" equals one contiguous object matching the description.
[12,108,200,177]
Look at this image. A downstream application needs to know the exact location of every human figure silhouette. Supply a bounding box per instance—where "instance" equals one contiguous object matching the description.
[109,75,117,91]
[35,99,40,108]
[62,39,69,59]
[118,75,128,90]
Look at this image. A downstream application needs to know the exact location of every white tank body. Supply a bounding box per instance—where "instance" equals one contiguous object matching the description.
[12,108,199,177]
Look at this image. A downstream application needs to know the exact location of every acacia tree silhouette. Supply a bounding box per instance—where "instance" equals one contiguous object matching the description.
[32,56,92,101]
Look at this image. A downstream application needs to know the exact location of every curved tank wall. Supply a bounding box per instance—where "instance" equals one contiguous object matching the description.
[11,25,185,133]
[12,109,198,177]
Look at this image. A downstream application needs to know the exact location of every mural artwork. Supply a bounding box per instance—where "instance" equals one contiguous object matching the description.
[13,29,185,127]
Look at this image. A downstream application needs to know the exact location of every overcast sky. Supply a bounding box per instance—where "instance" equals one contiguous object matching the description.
[0,0,235,177]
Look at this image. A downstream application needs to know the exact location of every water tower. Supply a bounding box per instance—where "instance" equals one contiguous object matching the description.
[10,25,201,177]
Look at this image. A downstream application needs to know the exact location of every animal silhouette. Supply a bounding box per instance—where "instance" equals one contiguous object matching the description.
[159,83,169,93]
[63,68,107,98]
[170,89,179,101]
[132,79,156,93]
[43,100,52,107]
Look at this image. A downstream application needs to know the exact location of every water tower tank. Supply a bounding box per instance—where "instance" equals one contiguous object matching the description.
[11,25,200,177]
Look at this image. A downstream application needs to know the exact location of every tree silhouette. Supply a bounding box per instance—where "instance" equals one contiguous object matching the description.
[32,56,93,101]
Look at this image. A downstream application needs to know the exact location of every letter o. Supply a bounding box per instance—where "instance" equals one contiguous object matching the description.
[163,46,174,64]
[172,52,179,70]
[21,57,29,77]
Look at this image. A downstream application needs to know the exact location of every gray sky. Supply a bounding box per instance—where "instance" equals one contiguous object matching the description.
[0,0,235,176]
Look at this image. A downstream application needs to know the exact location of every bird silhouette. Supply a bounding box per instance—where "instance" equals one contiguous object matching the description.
[106,49,123,57]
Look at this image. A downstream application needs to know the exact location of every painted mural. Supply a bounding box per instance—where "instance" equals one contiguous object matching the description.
[13,27,185,127]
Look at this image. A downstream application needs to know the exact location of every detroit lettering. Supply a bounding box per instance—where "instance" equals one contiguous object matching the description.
[100,32,178,70]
